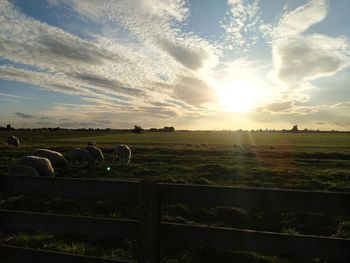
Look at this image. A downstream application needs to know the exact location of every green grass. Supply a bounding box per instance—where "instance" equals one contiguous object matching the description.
[0,130,349,262]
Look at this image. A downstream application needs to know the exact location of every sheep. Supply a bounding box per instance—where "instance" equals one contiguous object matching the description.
[32,149,70,171]
[269,145,275,150]
[113,144,131,165]
[17,156,55,177]
[85,145,104,162]
[69,148,94,165]
[8,164,40,177]
[87,140,97,147]
[5,135,20,147]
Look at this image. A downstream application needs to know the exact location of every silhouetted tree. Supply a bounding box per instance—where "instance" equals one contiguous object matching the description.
[291,125,298,132]
[164,126,175,132]
[133,125,142,133]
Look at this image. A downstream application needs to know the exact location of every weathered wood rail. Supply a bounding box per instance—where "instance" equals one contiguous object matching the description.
[0,174,350,262]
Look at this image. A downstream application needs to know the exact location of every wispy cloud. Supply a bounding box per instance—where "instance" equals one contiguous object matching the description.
[0,92,34,100]
[0,0,221,124]
[220,0,261,51]
[14,112,34,118]
[257,0,350,116]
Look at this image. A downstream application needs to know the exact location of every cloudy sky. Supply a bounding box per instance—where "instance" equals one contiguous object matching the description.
[0,0,349,130]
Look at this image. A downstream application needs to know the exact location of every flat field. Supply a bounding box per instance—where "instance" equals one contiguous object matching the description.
[0,130,350,262]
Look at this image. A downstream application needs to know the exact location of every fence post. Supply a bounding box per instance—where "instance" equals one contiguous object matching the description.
[137,181,161,263]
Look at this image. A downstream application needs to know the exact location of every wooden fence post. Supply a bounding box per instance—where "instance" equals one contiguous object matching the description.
[137,182,161,263]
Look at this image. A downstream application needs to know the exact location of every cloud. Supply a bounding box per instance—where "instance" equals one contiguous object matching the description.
[0,92,34,100]
[273,0,327,39]
[14,112,34,118]
[273,35,349,86]
[159,39,209,70]
[0,0,220,125]
[69,72,143,96]
[155,75,218,107]
[262,0,350,116]
[332,101,350,108]
[38,34,122,65]
[268,0,349,90]
[261,101,294,112]
[335,122,350,128]
[257,99,324,115]
[70,0,218,72]
[221,0,261,50]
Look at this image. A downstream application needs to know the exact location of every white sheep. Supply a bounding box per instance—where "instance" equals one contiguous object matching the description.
[9,164,40,177]
[32,149,70,170]
[69,148,94,165]
[113,144,131,165]
[17,156,55,177]
[85,145,104,163]
[87,140,97,147]
[5,135,20,147]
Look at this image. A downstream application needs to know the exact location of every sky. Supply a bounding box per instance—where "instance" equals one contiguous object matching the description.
[0,0,349,130]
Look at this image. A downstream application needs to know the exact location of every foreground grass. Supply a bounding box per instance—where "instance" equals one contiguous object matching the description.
[0,130,349,262]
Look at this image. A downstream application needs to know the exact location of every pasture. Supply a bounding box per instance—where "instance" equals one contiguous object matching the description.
[1,130,350,262]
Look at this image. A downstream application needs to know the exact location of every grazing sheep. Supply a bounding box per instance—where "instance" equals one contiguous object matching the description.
[113,144,131,165]
[5,135,20,147]
[69,148,94,165]
[87,140,97,147]
[32,149,70,171]
[17,156,55,177]
[9,164,40,177]
[85,145,104,162]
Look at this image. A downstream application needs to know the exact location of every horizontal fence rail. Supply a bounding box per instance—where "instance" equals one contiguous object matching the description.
[0,175,139,203]
[161,222,350,261]
[0,244,132,263]
[1,174,350,262]
[0,209,138,239]
[159,183,350,215]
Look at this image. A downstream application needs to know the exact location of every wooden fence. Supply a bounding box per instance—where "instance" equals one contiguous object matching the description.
[0,174,349,262]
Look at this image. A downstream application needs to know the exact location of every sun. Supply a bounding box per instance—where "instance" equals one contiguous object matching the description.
[217,79,260,112]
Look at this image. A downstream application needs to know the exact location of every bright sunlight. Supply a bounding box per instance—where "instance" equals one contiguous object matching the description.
[217,79,260,112]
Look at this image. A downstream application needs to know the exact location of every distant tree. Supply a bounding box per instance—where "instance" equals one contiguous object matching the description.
[6,124,12,130]
[291,125,298,132]
[133,125,142,133]
[163,126,175,132]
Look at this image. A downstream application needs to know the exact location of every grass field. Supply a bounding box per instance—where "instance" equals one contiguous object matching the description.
[1,130,350,262]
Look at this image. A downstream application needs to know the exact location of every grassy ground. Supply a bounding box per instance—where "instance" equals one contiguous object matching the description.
[0,130,350,262]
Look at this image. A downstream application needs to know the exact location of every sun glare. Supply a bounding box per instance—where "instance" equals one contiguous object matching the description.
[217,79,260,112]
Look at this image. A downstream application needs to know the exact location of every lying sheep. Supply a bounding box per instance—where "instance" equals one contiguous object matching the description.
[9,164,40,177]
[17,156,55,177]
[32,149,70,170]
[85,145,104,162]
[113,144,131,165]
[87,141,97,147]
[70,148,94,165]
[6,135,20,147]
